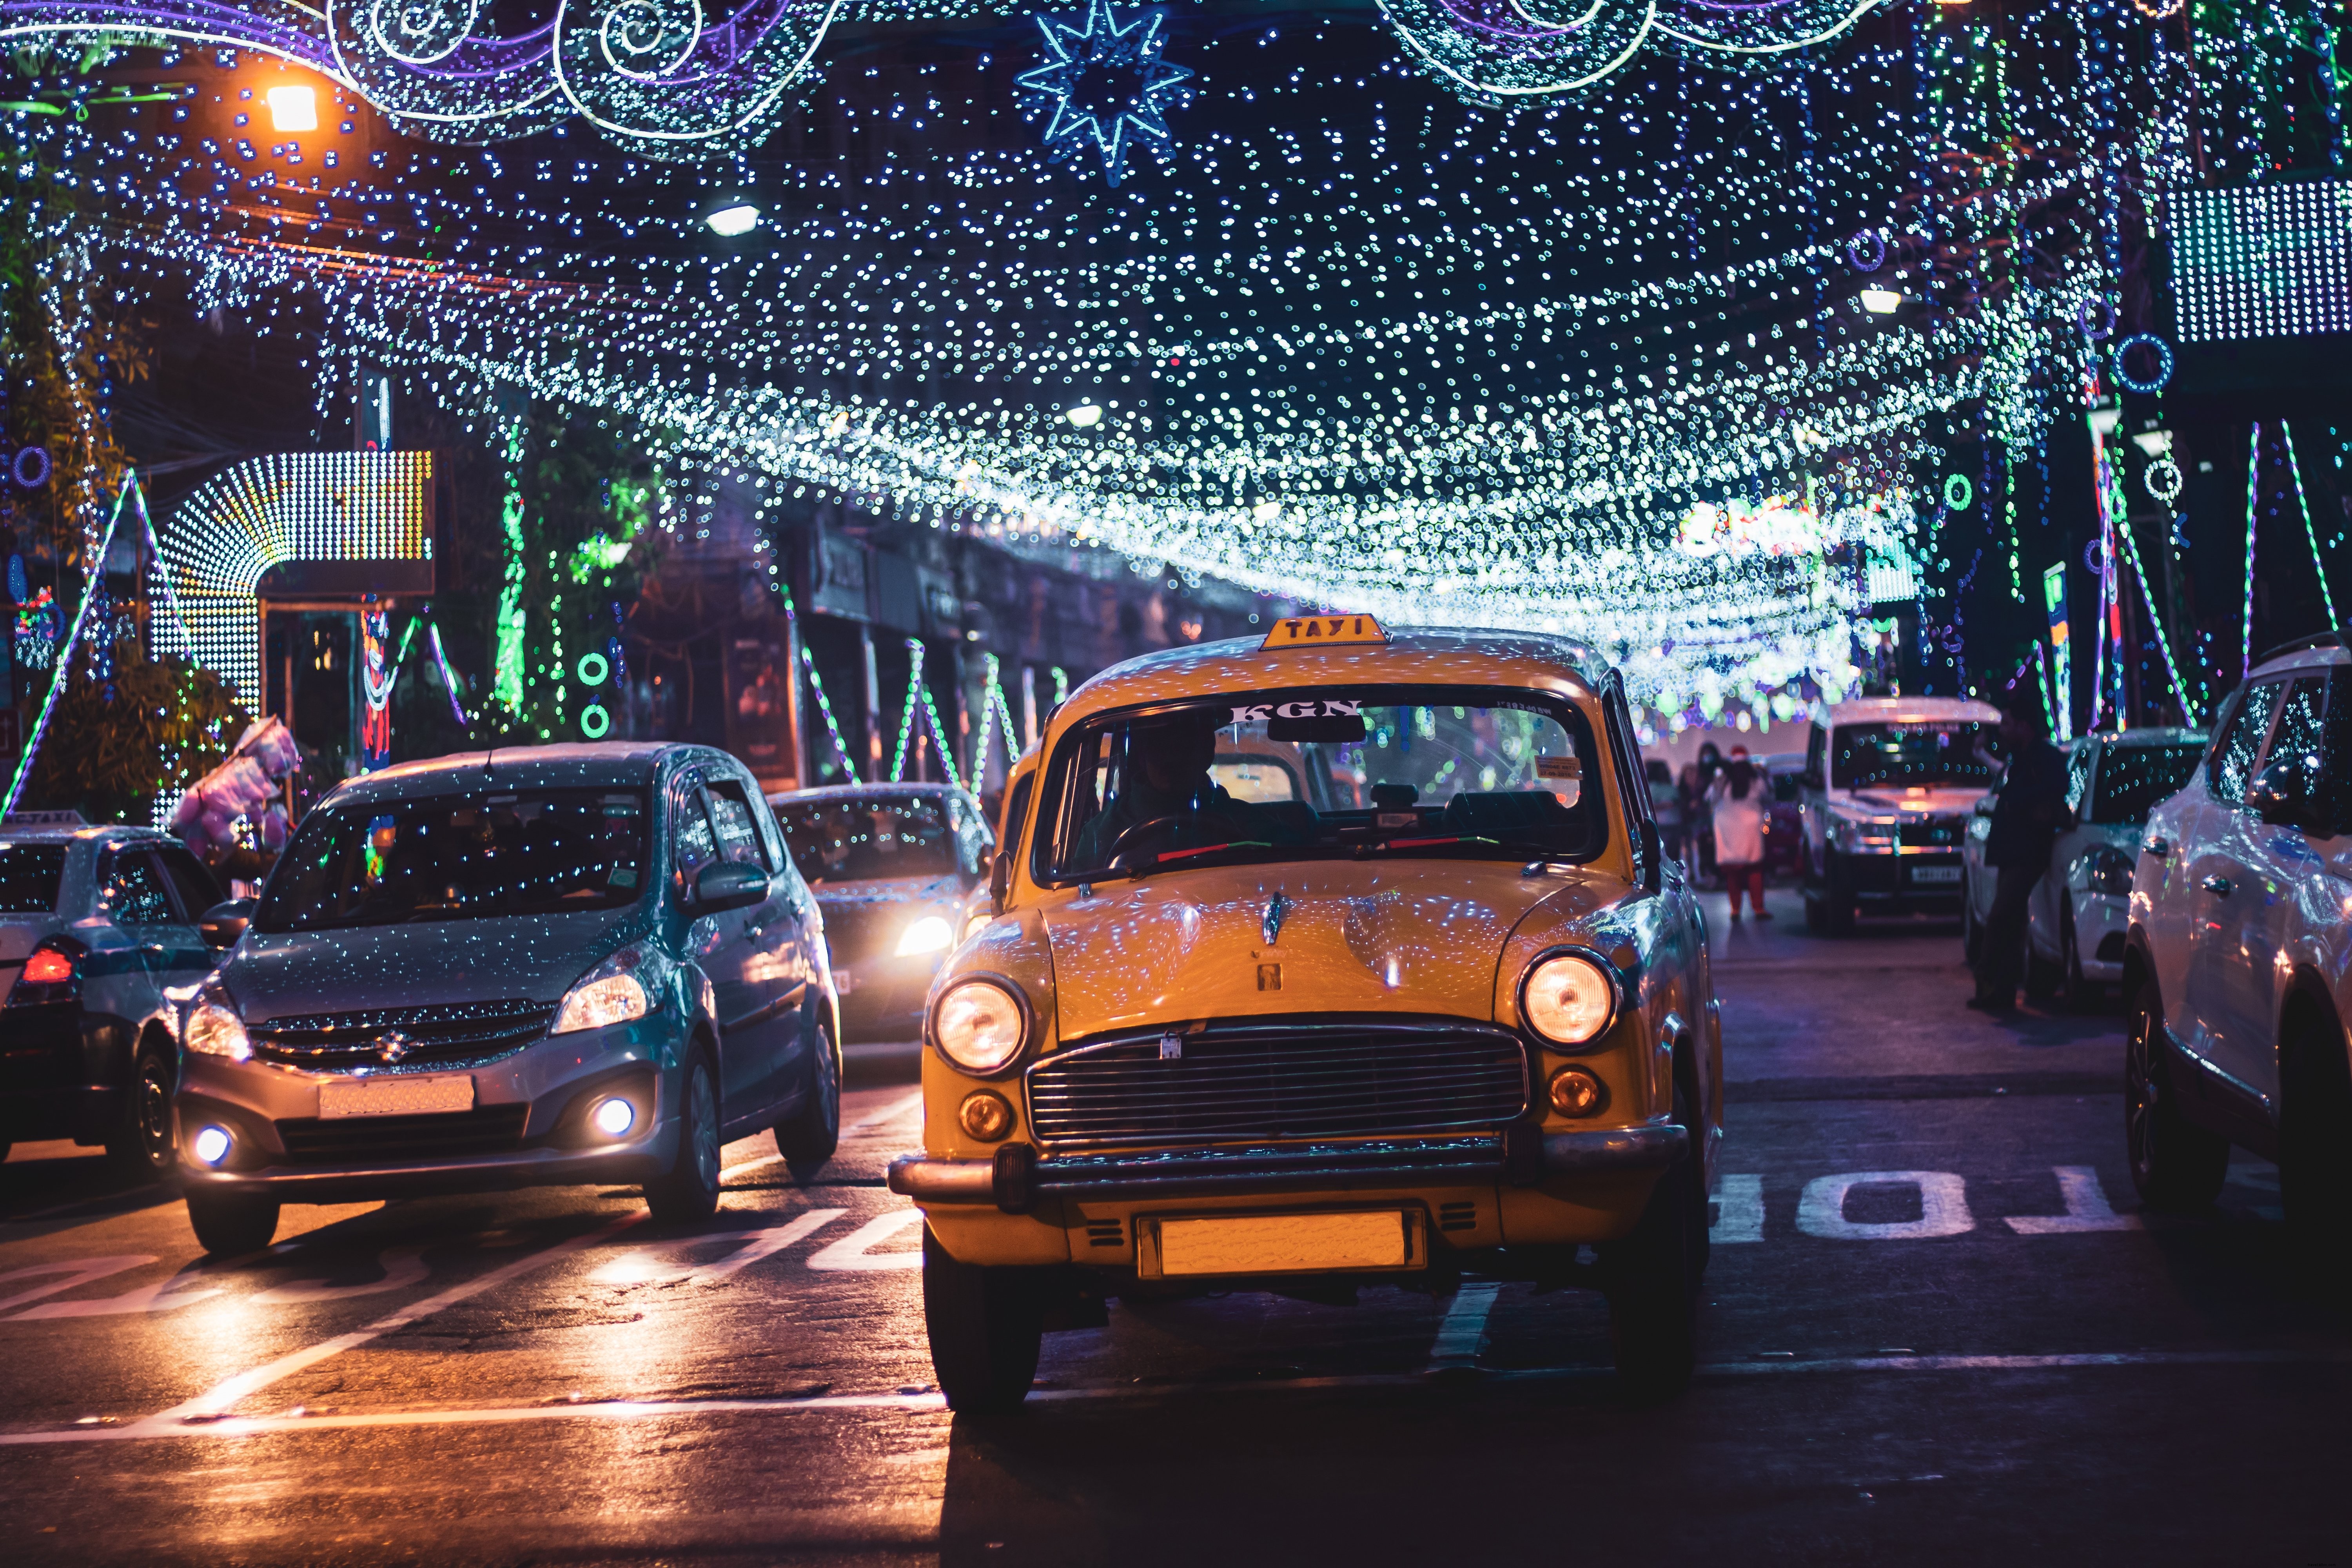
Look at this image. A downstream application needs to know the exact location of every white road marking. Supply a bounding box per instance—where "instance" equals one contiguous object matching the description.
[1711,1174,1764,1243]
[805,1207,925,1270]
[11,1265,223,1319]
[2005,1167,2143,1235]
[138,1210,644,1426]
[250,1247,433,1305]
[847,1090,924,1133]
[10,1346,2352,1446]
[1797,1171,1974,1240]
[0,1255,156,1314]
[590,1211,847,1286]
[1428,1281,1500,1368]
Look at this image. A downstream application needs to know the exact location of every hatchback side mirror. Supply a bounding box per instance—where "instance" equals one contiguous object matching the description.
[2249,755,2328,834]
[988,850,1013,916]
[198,899,255,950]
[694,861,769,915]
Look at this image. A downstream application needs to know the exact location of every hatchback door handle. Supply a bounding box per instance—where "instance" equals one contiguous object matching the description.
[2201,875,2233,897]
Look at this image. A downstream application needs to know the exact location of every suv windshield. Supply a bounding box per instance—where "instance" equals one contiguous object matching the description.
[0,844,68,914]
[776,796,956,883]
[1036,686,1607,881]
[2089,744,2204,824]
[1830,722,1997,791]
[257,788,649,932]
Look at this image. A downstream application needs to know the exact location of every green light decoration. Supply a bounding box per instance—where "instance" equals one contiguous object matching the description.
[889,637,927,783]
[492,420,527,713]
[918,670,965,793]
[799,644,862,783]
[580,703,611,738]
[577,650,611,687]
[2281,421,2339,634]
[1050,668,1070,707]
[4,478,135,818]
[1942,473,1974,512]
[974,653,1025,789]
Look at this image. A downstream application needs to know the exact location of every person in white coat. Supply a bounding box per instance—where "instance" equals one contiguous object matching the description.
[1709,746,1770,920]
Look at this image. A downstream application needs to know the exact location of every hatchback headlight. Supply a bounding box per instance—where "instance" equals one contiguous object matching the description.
[895,914,954,957]
[1520,951,1619,1047]
[931,977,1029,1075]
[184,988,251,1060]
[553,945,661,1035]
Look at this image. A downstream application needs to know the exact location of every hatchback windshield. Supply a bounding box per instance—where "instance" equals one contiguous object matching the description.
[1830,722,1997,791]
[257,789,650,931]
[776,796,956,883]
[2089,744,2204,824]
[0,844,67,914]
[1036,686,1607,880]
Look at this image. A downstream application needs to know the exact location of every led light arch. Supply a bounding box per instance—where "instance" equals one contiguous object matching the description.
[151,451,435,704]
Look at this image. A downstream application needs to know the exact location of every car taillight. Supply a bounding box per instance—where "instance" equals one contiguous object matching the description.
[9,943,81,1005]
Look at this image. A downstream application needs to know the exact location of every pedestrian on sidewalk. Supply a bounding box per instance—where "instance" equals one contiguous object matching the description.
[1969,694,2069,1014]
[1710,746,1770,921]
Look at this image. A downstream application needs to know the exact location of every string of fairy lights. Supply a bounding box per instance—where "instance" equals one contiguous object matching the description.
[5,0,2333,727]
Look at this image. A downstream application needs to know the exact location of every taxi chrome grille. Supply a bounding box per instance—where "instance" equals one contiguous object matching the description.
[1026,1018,1528,1148]
[247,1000,556,1070]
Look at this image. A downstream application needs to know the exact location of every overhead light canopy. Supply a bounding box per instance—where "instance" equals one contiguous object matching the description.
[1065,404,1103,428]
[1859,288,1904,315]
[265,84,317,133]
[703,201,762,238]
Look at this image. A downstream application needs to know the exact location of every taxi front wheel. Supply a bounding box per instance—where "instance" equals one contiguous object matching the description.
[1602,1129,1702,1399]
[923,1223,1045,1414]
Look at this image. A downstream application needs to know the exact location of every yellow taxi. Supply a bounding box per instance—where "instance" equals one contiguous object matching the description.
[889,619,1723,1408]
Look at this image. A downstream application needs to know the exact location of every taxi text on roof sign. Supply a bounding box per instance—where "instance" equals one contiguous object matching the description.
[1259,614,1389,651]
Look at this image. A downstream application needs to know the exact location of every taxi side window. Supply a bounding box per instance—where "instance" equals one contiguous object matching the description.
[2210,681,2286,805]
[153,845,224,921]
[704,779,772,871]
[102,850,176,927]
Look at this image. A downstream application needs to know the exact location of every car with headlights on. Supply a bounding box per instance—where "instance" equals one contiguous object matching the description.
[0,814,222,1175]
[891,616,1723,1410]
[1799,696,2002,935]
[769,783,994,1044]
[172,744,839,1256]
[1961,727,2205,1007]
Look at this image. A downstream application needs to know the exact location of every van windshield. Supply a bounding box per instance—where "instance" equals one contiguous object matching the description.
[1830,722,1997,791]
[1034,686,1608,882]
[257,789,650,931]
[775,796,957,883]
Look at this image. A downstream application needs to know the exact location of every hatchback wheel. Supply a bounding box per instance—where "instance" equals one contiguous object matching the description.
[185,1190,280,1256]
[646,1054,721,1224]
[2055,904,2094,1013]
[923,1223,1045,1414]
[2124,980,2227,1209]
[107,1042,177,1178]
[775,1023,841,1181]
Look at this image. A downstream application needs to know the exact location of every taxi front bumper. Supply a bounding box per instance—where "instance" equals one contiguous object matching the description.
[889,1122,1689,1211]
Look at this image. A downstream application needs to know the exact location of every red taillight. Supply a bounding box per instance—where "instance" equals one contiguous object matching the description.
[21,949,76,985]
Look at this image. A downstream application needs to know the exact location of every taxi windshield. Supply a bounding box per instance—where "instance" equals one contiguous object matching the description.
[1035,686,1608,881]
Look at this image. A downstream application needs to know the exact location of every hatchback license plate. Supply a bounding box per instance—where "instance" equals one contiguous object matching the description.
[1152,1210,1412,1277]
[318,1075,476,1119]
[1910,865,1962,885]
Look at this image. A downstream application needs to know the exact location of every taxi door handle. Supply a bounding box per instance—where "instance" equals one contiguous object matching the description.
[2200,875,2233,898]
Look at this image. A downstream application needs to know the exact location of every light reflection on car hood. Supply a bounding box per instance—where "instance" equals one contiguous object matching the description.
[223,909,636,1019]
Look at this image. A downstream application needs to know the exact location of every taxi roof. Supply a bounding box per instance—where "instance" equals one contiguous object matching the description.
[1055,625,1611,728]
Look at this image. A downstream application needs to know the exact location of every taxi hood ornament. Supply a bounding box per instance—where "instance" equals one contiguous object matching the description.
[1262,891,1290,947]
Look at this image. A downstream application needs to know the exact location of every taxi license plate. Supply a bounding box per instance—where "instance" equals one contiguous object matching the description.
[1910,865,1962,885]
[1145,1210,1418,1278]
[318,1075,475,1119]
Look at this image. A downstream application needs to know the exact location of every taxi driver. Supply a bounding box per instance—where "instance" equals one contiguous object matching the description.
[1074,711,1254,867]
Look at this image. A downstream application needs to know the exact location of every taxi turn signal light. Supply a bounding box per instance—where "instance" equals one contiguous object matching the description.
[958,1090,1015,1142]
[1547,1066,1609,1119]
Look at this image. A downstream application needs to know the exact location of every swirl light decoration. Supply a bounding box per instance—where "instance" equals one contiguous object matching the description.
[1383,0,1890,100]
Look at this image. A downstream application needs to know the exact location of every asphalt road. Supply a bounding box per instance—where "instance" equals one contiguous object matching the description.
[2,897,2344,1566]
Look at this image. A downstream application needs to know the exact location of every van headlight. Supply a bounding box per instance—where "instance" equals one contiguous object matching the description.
[930,976,1030,1076]
[553,945,662,1035]
[1519,950,1619,1047]
[183,987,251,1061]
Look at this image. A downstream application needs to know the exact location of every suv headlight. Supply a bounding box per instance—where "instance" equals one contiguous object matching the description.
[1519,950,1619,1047]
[184,985,251,1060]
[2082,844,2134,896]
[553,945,664,1035]
[930,976,1030,1075]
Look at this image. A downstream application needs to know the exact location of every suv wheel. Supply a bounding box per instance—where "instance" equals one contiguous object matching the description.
[646,1054,721,1224]
[1602,1089,1702,1400]
[775,1022,842,1181]
[923,1223,1045,1414]
[2124,979,2227,1209]
[2279,1001,2352,1296]
[185,1189,280,1256]
[107,1041,177,1178]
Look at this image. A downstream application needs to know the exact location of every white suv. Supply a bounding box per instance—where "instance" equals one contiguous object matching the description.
[1800,696,2002,935]
[2125,636,2352,1269]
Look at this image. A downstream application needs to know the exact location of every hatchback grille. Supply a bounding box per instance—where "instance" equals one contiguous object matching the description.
[248,1000,556,1070]
[1026,1018,1528,1149]
[274,1105,531,1165]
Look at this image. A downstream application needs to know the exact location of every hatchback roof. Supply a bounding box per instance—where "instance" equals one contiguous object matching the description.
[1819,695,2001,727]
[320,742,693,809]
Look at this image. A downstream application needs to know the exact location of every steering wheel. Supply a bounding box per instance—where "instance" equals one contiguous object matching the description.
[1106,815,1195,871]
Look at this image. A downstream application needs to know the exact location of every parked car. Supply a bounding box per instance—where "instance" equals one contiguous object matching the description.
[769,783,993,1045]
[1760,753,1805,877]
[2124,636,2352,1260]
[1961,726,2206,1006]
[172,743,839,1255]
[1800,696,2002,935]
[0,813,222,1174]
[1647,757,1690,864]
[891,619,1723,1409]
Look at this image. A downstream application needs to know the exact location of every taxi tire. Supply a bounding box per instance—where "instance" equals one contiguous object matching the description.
[2124,980,2227,1210]
[1603,1109,1701,1399]
[107,1041,177,1179]
[646,1054,722,1225]
[185,1190,280,1256]
[775,1022,841,1180]
[922,1223,1045,1414]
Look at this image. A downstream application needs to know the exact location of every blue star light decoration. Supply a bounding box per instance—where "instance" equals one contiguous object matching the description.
[1015,2,1195,187]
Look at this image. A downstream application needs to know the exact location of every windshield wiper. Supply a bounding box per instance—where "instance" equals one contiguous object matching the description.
[1361,834,1573,862]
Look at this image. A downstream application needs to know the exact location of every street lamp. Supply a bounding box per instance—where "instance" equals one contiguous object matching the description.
[1065,404,1103,428]
[1859,288,1903,315]
[703,199,762,238]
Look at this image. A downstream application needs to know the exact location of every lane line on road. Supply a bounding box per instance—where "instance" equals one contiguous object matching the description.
[132,1210,645,1429]
[15,1345,2352,1446]
[719,1092,927,1185]
[1428,1282,1499,1368]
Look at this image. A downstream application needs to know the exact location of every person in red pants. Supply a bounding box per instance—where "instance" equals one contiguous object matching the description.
[1710,748,1770,920]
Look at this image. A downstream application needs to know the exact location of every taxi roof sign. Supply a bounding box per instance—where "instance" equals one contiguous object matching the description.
[1259,613,1389,651]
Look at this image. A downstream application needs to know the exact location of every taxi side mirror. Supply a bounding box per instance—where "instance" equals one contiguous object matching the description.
[989,850,1013,916]
[198,899,254,950]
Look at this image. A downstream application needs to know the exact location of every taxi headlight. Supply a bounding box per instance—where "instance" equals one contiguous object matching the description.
[184,991,251,1061]
[1519,951,1619,1047]
[895,914,955,957]
[931,977,1029,1075]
